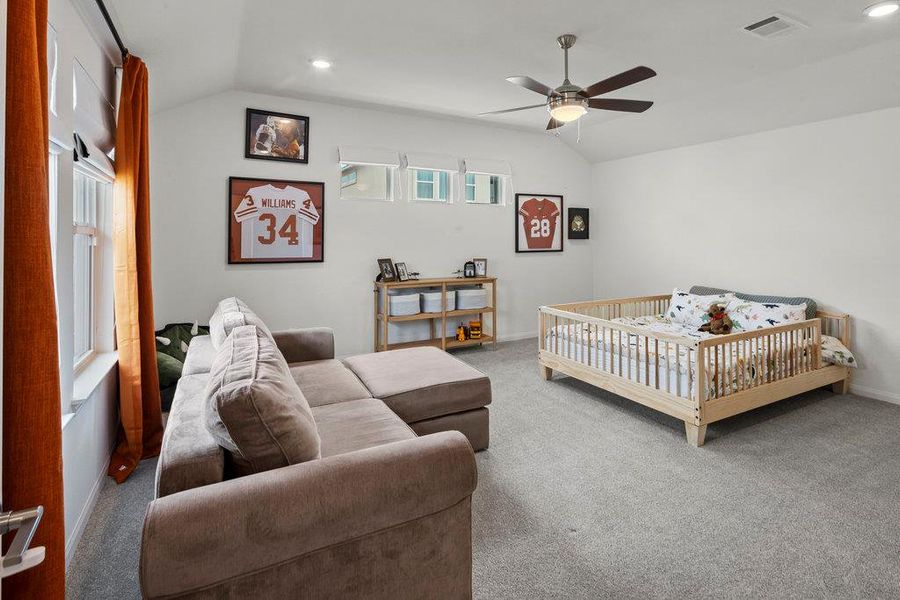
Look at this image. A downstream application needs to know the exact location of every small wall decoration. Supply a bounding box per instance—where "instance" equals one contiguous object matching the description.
[245,108,309,164]
[395,262,410,281]
[377,258,396,282]
[473,258,487,277]
[228,177,323,264]
[568,208,590,240]
[516,194,563,253]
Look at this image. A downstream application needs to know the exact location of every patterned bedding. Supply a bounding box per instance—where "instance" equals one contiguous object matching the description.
[545,315,856,399]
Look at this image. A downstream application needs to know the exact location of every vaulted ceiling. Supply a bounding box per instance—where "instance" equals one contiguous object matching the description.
[105,0,900,161]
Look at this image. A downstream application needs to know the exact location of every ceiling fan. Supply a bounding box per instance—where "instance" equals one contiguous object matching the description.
[480,34,657,130]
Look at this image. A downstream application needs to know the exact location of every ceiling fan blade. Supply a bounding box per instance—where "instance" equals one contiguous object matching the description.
[581,66,656,99]
[587,98,653,113]
[507,76,559,98]
[546,118,565,130]
[478,103,547,116]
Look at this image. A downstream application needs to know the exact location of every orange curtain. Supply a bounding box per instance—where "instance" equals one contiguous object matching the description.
[2,0,66,597]
[107,54,163,483]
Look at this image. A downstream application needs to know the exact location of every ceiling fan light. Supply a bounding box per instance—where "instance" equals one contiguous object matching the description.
[549,101,587,123]
[864,1,899,17]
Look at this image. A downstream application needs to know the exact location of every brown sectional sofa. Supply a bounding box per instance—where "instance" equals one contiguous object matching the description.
[141,299,491,599]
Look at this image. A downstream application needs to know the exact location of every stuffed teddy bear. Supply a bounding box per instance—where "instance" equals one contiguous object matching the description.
[699,303,733,335]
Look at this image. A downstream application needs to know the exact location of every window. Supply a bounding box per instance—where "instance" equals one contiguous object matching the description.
[465,173,502,205]
[339,163,394,201]
[73,167,111,368]
[337,147,400,201]
[410,169,451,202]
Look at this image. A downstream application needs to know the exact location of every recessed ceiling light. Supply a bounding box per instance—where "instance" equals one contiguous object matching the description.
[311,59,332,70]
[864,1,899,17]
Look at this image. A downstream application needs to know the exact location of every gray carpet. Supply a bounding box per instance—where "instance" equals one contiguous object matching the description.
[67,339,900,599]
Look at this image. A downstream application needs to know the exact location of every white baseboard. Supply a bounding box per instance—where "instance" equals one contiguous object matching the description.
[496,331,536,343]
[849,383,900,406]
[65,462,106,567]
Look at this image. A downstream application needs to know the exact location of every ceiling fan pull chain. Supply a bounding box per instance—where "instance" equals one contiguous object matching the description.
[577,117,581,143]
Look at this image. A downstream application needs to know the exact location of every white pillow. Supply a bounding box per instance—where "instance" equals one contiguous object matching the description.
[666,288,735,328]
[208,297,272,349]
[725,298,807,331]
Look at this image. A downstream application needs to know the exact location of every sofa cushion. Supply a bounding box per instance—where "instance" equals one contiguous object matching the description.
[312,398,416,458]
[343,346,491,423]
[288,359,372,408]
[209,297,272,349]
[690,285,817,320]
[205,325,320,475]
[182,335,216,376]
[155,374,224,498]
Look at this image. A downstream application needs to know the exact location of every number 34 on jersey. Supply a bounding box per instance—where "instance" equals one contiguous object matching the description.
[233,184,320,259]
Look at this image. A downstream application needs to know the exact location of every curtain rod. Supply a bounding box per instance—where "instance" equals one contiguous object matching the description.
[94,0,128,60]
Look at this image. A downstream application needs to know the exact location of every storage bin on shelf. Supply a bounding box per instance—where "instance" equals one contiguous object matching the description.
[421,290,456,313]
[386,291,421,316]
[456,287,489,310]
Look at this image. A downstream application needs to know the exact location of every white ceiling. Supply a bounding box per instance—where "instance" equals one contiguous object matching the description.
[105,0,900,162]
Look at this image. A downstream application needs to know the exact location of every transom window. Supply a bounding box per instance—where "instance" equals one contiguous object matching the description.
[411,169,451,202]
[339,163,394,201]
[465,173,502,205]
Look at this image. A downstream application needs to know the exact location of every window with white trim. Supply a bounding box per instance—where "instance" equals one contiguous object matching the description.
[73,167,111,368]
[462,159,511,206]
[465,173,502,205]
[339,162,394,201]
[410,169,451,202]
[338,146,400,201]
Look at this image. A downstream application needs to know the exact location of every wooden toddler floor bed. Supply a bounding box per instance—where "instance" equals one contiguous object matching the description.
[538,294,851,446]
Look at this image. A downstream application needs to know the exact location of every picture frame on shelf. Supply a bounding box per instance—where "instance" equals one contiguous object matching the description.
[245,108,309,164]
[395,262,410,281]
[377,258,396,282]
[227,177,324,264]
[464,261,476,278]
[473,258,487,277]
[568,207,589,240]
[515,193,563,253]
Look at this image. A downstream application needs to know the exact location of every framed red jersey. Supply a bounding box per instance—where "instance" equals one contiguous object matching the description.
[515,193,563,253]
[228,177,324,263]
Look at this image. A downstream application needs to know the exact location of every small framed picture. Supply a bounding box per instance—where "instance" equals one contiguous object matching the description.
[228,177,324,264]
[473,258,487,277]
[516,193,563,253]
[246,108,309,164]
[395,262,410,281]
[568,208,589,240]
[377,258,396,282]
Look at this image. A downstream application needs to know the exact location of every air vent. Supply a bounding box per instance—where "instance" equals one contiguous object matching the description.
[744,14,807,39]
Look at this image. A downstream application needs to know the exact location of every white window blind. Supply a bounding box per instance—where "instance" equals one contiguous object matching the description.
[74,60,115,175]
[463,158,512,177]
[338,146,401,167]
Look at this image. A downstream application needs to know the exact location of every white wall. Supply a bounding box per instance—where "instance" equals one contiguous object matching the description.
[592,105,900,402]
[150,90,593,356]
[49,0,120,565]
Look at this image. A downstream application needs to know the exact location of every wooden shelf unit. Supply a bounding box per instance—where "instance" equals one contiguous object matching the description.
[374,277,497,352]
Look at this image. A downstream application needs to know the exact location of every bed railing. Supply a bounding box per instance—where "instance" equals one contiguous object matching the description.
[539,294,828,409]
[539,296,699,404]
[817,310,850,347]
[695,319,821,402]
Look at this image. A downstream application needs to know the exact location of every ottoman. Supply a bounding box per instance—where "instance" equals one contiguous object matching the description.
[343,346,491,451]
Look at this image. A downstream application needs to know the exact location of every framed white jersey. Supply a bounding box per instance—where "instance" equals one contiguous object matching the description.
[229,177,324,263]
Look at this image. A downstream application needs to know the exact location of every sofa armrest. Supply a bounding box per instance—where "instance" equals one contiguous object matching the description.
[271,327,335,363]
[140,431,476,599]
